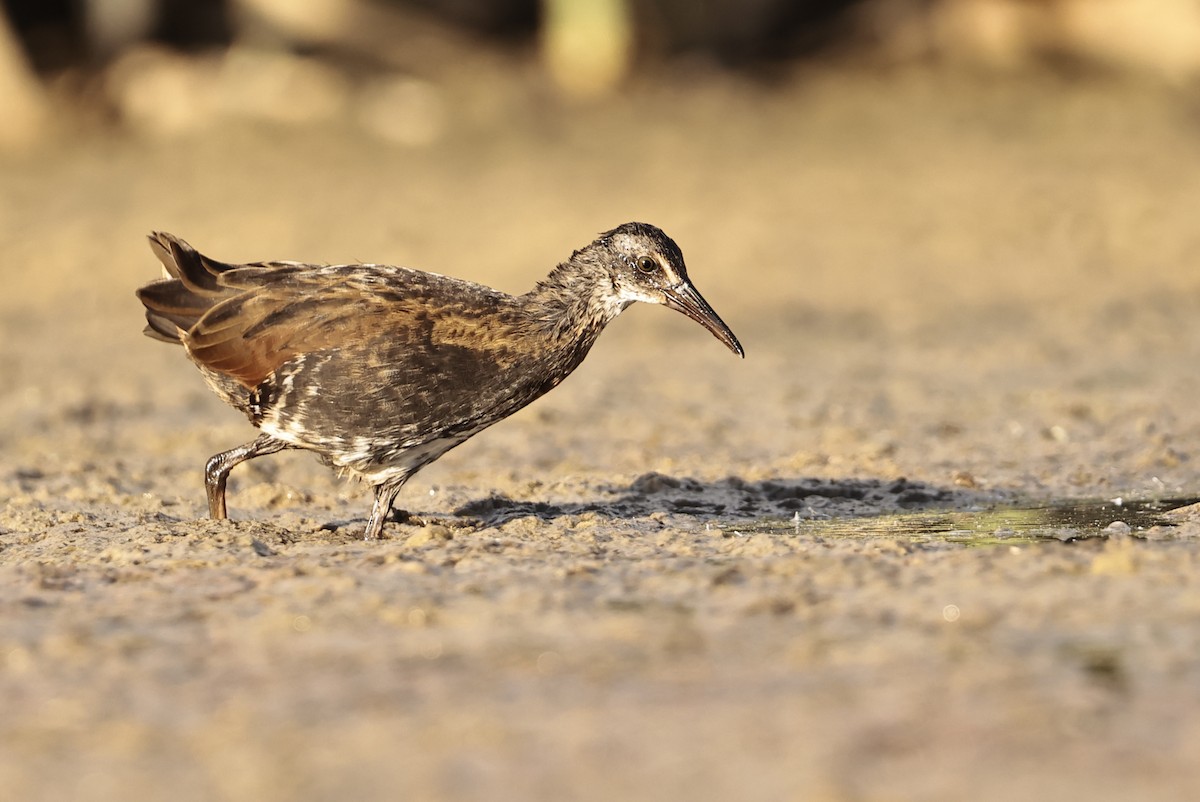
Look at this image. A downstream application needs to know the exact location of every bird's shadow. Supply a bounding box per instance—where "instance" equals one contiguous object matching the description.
[434,472,998,529]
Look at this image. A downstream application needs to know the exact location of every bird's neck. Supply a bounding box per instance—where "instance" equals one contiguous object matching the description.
[523,260,629,351]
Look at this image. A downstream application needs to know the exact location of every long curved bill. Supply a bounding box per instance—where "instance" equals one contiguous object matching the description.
[663,282,744,358]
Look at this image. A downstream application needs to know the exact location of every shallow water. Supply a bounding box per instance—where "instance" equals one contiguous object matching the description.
[741,497,1200,545]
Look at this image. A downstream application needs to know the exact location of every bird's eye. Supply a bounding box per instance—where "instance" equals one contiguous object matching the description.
[636,256,658,274]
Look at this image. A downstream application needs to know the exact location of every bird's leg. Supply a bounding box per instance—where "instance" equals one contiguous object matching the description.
[364,478,407,540]
[205,434,291,519]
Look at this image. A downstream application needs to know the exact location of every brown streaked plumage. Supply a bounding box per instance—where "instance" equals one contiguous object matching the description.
[136,223,743,539]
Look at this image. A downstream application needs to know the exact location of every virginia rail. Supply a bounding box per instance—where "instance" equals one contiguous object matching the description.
[136,223,743,539]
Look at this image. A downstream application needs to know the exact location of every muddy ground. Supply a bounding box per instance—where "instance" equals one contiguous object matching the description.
[2,62,1200,801]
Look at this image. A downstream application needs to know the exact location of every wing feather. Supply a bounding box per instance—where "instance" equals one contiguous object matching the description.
[139,232,514,390]
[182,274,424,388]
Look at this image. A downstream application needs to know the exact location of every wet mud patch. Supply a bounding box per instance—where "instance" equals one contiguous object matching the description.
[740,496,1200,545]
[450,472,998,527]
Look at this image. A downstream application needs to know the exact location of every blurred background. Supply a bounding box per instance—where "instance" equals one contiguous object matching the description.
[2,0,1199,298]
[5,0,1200,147]
[1,0,1198,316]
[2,0,1200,493]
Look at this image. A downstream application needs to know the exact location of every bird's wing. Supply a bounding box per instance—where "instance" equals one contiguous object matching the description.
[184,266,436,389]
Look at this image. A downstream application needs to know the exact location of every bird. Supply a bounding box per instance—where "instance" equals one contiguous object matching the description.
[136,222,743,539]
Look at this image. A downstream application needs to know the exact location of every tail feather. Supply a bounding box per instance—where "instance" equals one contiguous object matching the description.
[147,231,237,294]
[143,320,181,343]
[138,232,241,344]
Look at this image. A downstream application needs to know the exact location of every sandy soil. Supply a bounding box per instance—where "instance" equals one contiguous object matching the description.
[3,63,1200,801]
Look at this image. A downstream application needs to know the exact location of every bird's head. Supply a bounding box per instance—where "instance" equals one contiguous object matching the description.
[593,222,744,358]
